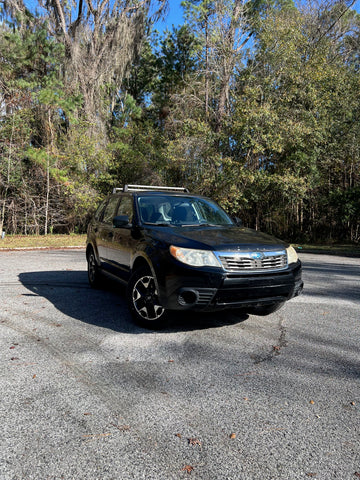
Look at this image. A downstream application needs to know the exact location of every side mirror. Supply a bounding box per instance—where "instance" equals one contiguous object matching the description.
[113,215,130,228]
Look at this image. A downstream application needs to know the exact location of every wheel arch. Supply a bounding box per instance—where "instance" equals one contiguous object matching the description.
[131,254,154,276]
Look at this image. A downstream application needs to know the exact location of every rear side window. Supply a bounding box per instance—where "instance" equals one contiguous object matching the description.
[116,196,133,220]
[102,196,120,224]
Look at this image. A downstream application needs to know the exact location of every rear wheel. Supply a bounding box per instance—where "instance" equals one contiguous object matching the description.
[127,267,168,328]
[87,248,101,288]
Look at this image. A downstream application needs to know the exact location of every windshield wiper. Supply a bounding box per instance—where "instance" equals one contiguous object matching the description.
[144,222,171,226]
[171,223,218,227]
[197,223,219,227]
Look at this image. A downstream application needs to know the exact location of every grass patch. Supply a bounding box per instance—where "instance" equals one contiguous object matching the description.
[0,234,86,249]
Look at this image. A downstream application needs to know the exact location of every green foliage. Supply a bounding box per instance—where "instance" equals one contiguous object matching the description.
[1,0,360,242]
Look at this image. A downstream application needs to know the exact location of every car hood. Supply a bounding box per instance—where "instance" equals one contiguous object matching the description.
[147,225,288,251]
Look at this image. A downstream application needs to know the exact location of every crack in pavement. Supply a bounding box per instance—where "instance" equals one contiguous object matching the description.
[250,313,287,365]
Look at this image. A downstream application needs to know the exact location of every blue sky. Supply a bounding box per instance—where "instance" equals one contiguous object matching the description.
[155,0,184,31]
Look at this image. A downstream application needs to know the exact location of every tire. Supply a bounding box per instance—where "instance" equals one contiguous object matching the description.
[249,303,284,316]
[87,248,101,288]
[127,266,168,329]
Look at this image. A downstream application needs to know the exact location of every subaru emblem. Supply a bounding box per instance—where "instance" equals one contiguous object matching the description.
[251,252,264,260]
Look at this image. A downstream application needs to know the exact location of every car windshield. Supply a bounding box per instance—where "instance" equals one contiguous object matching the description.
[138,195,234,226]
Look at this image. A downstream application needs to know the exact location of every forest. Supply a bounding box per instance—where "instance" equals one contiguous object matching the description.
[0,0,359,243]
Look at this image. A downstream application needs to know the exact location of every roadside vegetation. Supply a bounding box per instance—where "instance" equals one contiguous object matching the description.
[1,0,359,246]
[0,234,86,249]
[295,244,360,256]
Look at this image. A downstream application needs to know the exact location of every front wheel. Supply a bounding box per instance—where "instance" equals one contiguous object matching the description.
[127,267,168,329]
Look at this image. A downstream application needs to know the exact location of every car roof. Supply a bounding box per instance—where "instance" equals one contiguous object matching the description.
[111,186,207,199]
[111,192,209,203]
[131,191,201,197]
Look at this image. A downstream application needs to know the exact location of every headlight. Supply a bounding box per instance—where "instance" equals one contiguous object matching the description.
[170,246,221,267]
[286,246,298,264]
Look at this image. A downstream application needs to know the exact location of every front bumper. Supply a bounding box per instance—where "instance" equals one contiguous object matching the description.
[158,261,303,311]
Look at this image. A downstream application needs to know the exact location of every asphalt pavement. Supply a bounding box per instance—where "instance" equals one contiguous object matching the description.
[0,250,359,480]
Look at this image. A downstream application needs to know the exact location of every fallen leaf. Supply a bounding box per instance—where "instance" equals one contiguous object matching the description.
[354,473,360,478]
[306,474,317,477]
[110,424,130,431]
[350,401,355,406]
[309,400,315,405]
[182,465,194,474]
[188,438,201,446]
[175,433,182,439]
[83,412,92,416]
[10,357,19,361]
[10,346,16,350]
[229,433,236,439]
[243,397,249,401]
[168,359,174,363]
[32,374,36,379]
[273,345,281,352]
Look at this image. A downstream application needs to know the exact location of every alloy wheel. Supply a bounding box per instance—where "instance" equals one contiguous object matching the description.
[132,275,164,321]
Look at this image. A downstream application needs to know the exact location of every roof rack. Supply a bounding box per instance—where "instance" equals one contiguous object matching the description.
[113,185,189,194]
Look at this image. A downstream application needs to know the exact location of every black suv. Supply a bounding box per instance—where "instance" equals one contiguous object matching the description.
[86,185,303,327]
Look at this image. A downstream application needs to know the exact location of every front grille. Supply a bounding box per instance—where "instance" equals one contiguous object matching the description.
[217,251,287,273]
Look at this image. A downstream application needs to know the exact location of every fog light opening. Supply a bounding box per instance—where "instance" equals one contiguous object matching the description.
[178,289,198,306]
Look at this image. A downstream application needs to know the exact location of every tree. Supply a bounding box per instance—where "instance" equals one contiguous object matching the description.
[227,1,360,240]
[3,0,167,138]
